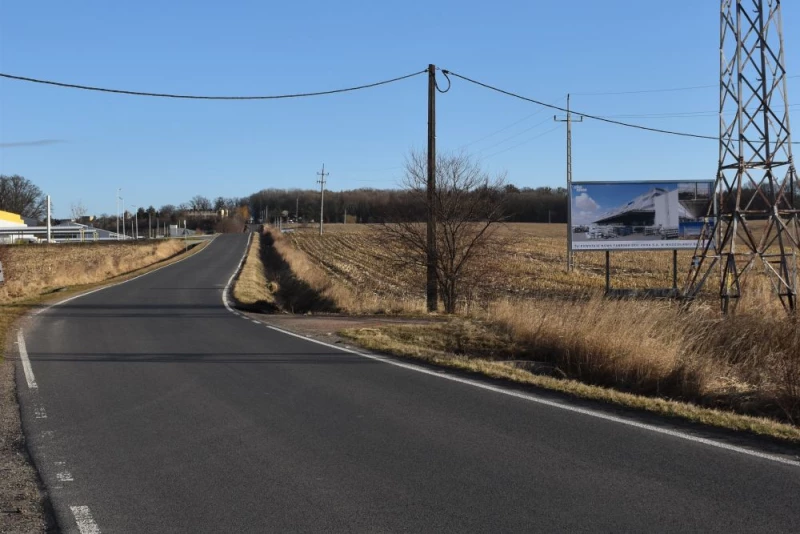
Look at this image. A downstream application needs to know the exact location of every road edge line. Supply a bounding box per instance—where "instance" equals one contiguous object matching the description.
[17,330,37,390]
[220,232,800,469]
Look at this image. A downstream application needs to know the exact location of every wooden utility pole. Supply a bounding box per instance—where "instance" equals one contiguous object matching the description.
[426,64,438,312]
[317,164,329,236]
[555,94,582,271]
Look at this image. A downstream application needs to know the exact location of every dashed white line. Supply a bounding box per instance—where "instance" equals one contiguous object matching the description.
[17,330,37,389]
[70,506,101,534]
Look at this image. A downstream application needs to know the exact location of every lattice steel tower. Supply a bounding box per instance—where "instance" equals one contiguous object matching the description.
[685,0,799,312]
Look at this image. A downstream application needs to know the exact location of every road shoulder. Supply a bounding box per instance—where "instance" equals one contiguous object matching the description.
[241,310,800,465]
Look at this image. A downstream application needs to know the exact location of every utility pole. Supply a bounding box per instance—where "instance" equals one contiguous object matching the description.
[46,195,51,243]
[317,164,328,236]
[130,205,137,239]
[296,196,299,222]
[555,94,583,271]
[426,63,438,312]
[116,188,120,240]
[149,211,152,239]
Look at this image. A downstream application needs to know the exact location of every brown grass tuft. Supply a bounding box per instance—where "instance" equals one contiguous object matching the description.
[0,240,185,303]
[232,234,275,309]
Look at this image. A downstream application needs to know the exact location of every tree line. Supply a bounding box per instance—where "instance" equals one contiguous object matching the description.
[247,185,569,225]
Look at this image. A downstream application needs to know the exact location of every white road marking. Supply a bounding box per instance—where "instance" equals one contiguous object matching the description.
[17,330,37,389]
[70,506,101,534]
[264,322,800,468]
[222,232,252,313]
[218,235,800,467]
[34,405,47,419]
[251,320,260,325]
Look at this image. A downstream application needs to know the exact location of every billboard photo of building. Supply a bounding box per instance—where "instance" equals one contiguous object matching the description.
[570,181,713,251]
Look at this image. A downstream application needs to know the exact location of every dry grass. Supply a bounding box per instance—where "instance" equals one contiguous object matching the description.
[266,228,424,314]
[232,234,275,308]
[0,240,185,302]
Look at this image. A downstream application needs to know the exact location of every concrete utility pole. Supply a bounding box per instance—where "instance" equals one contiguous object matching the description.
[130,205,137,239]
[116,188,120,240]
[317,164,329,236]
[426,63,438,312]
[46,195,51,243]
[555,94,582,272]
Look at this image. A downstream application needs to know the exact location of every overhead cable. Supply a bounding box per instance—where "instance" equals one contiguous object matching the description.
[444,69,800,144]
[0,69,427,100]
[573,74,799,96]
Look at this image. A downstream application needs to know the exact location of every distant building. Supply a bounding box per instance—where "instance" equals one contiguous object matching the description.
[0,210,26,229]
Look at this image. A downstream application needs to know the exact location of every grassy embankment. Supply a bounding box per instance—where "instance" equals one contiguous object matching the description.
[0,239,209,362]
[239,223,800,441]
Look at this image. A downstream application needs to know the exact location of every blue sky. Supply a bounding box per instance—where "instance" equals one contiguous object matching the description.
[1,1,799,218]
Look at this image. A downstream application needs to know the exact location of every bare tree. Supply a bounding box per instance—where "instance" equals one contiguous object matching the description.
[0,174,47,220]
[70,200,88,222]
[189,195,212,211]
[379,151,507,313]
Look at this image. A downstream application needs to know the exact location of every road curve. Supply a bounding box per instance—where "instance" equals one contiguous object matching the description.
[16,233,800,532]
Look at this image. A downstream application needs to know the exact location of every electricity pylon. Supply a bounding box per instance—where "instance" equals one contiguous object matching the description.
[685,0,799,313]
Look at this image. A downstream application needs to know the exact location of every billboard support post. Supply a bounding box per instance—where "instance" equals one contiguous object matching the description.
[672,250,678,290]
[605,251,611,294]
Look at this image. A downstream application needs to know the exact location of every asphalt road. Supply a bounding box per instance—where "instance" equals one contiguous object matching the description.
[16,233,800,533]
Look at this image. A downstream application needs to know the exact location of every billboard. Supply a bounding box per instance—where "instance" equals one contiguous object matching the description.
[570,180,713,251]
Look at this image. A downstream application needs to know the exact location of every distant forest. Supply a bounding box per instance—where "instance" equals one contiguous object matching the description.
[247,185,569,225]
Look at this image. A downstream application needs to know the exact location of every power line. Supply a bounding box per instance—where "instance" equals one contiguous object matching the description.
[0,69,427,100]
[459,96,566,149]
[481,125,561,160]
[572,73,800,96]
[443,69,800,144]
[574,83,717,96]
[475,117,554,154]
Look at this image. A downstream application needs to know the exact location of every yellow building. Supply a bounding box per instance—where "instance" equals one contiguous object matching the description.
[0,210,25,228]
